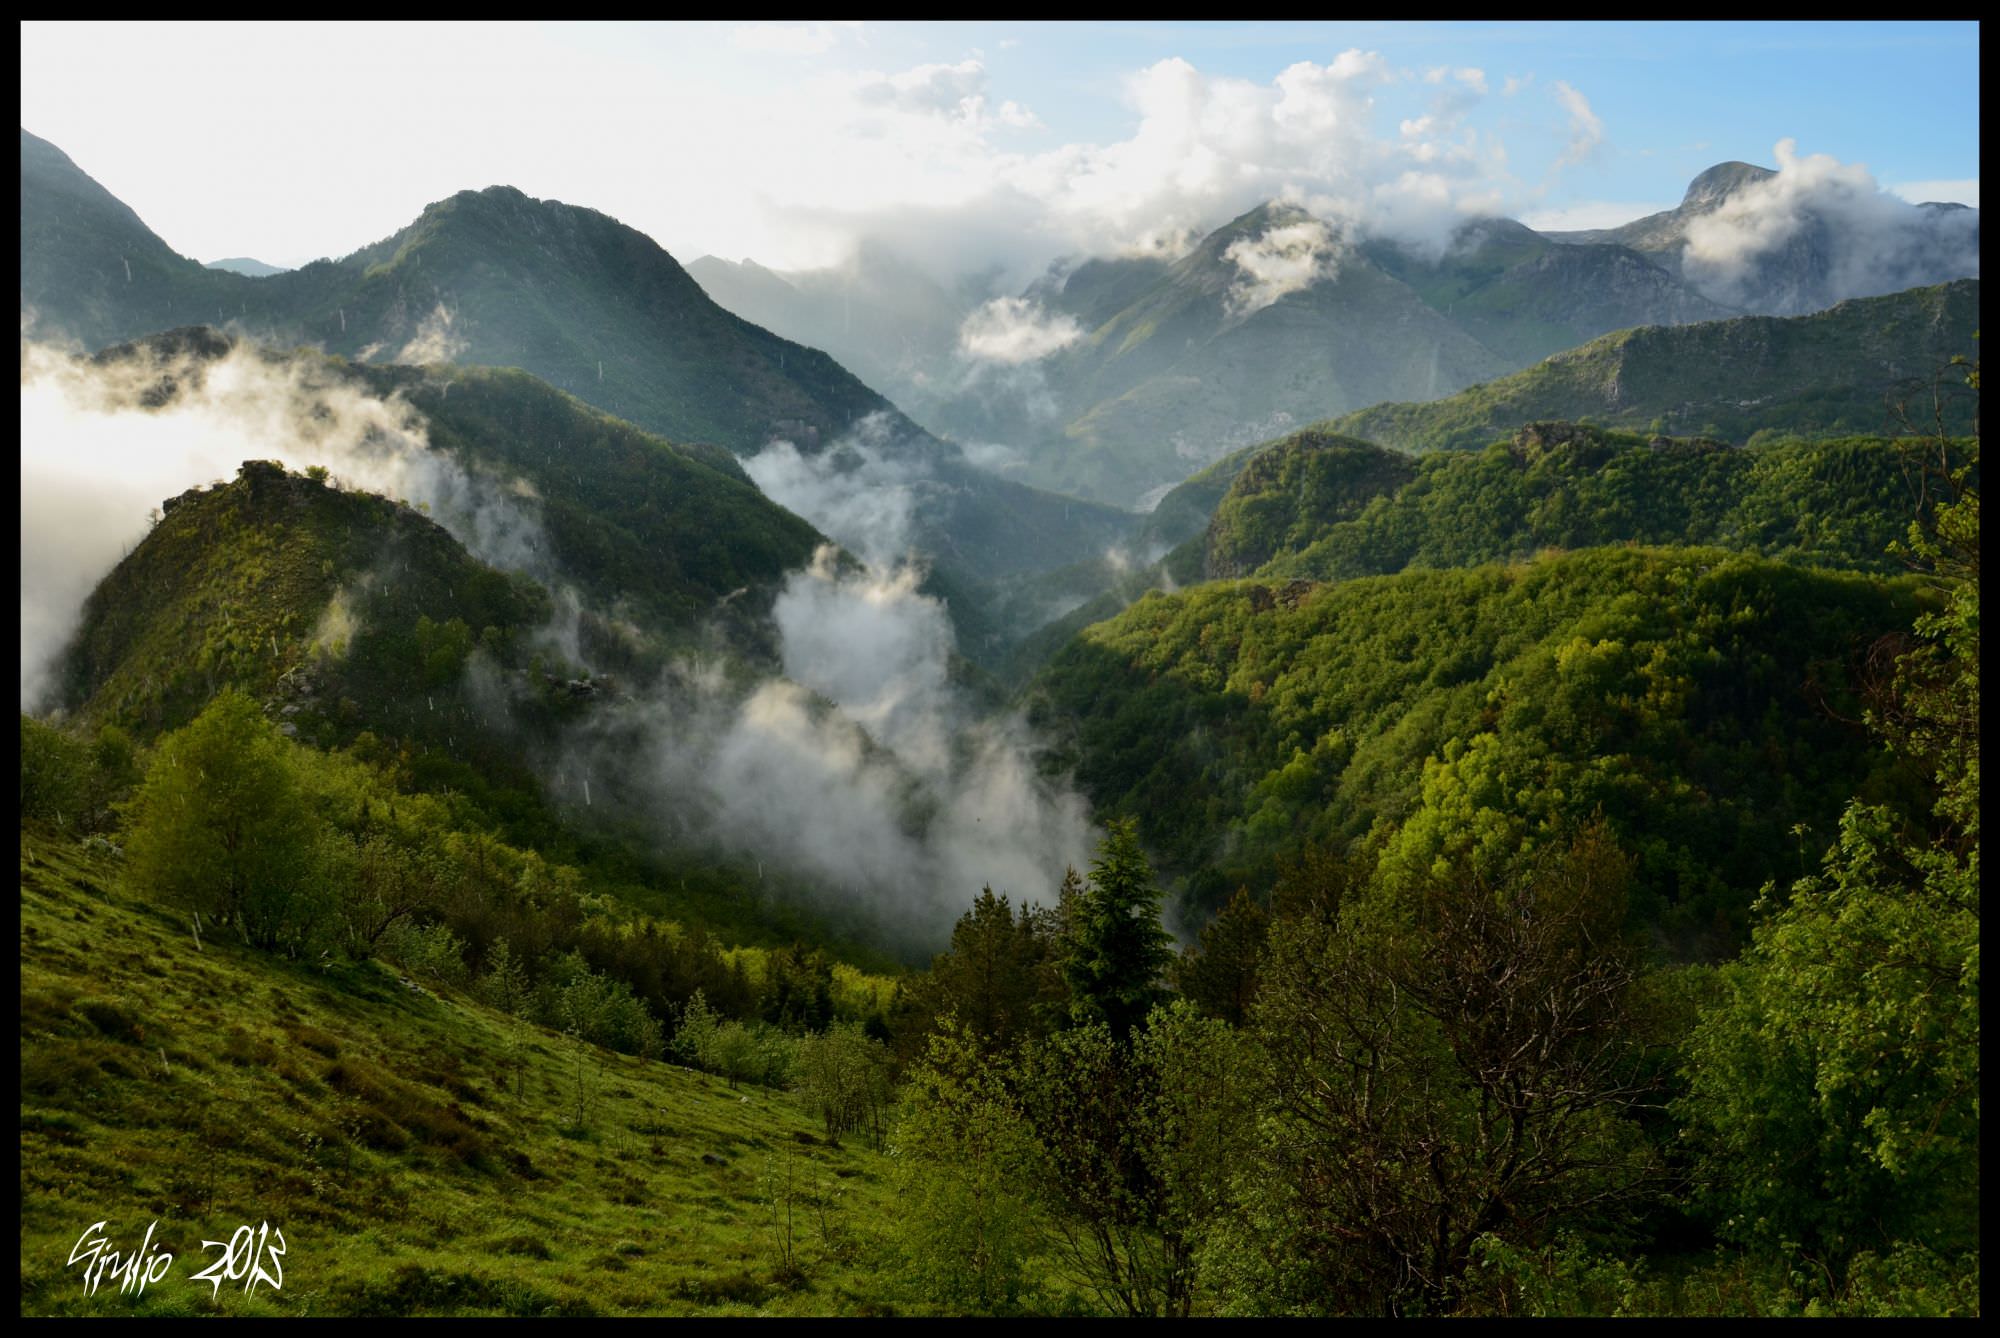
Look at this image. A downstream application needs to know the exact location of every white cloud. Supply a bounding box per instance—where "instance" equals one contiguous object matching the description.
[1683,138,1982,309]
[731,21,862,55]
[957,297,1084,363]
[18,338,550,710]
[1550,80,1604,168]
[1224,217,1344,316]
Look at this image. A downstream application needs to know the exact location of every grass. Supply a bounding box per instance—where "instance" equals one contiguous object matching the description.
[18,825,909,1317]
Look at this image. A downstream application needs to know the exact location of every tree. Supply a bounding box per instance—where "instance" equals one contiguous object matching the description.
[122,688,321,949]
[1227,828,1664,1315]
[892,1020,1044,1314]
[1061,819,1174,1040]
[1680,419,1978,1307]
[1170,886,1269,1026]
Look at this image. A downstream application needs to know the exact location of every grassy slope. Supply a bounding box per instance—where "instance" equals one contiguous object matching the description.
[20,826,907,1317]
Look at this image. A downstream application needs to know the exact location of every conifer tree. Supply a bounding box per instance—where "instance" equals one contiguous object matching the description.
[1061,818,1174,1039]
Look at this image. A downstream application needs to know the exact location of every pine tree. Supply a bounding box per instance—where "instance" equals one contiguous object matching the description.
[1061,818,1174,1040]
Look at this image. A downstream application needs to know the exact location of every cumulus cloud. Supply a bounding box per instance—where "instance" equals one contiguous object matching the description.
[18,336,549,710]
[957,296,1084,363]
[1224,217,1345,316]
[1682,139,1982,311]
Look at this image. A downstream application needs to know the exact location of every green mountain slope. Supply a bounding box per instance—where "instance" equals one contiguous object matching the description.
[1330,280,1981,454]
[19,827,903,1317]
[1028,547,1926,951]
[1206,421,1973,584]
[57,458,546,743]
[19,127,256,348]
[85,329,827,642]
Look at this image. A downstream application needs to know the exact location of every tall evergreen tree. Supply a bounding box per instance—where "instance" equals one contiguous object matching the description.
[1062,818,1174,1039]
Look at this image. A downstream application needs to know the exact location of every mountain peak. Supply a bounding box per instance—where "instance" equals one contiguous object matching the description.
[1679,161,1777,212]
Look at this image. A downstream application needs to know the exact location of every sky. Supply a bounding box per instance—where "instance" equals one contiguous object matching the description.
[19,20,1982,279]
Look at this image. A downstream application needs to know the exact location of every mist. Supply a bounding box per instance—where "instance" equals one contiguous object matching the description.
[22,337,1098,946]
[1683,139,1982,313]
[19,337,550,711]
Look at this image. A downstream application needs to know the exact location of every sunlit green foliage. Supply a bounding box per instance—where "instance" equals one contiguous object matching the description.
[1033,546,1923,945]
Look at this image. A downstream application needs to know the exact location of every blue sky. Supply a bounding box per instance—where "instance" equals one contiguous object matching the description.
[20,20,1980,274]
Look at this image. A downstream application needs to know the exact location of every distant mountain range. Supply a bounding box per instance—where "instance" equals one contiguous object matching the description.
[205,256,289,277]
[685,161,1977,509]
[18,128,1136,617]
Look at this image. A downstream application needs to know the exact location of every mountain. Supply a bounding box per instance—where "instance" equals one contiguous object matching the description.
[19,126,257,348]
[57,456,548,744]
[20,129,1139,605]
[685,243,974,426]
[80,328,828,648]
[1541,160,1981,316]
[206,256,290,277]
[1331,279,1981,454]
[1358,216,1739,366]
[952,203,1513,507]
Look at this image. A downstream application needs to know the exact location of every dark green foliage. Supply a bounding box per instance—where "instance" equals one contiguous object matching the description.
[894,887,1062,1058]
[1204,432,1415,577]
[1220,830,1664,1316]
[1678,447,1978,1304]
[761,943,836,1033]
[1169,888,1268,1027]
[1059,819,1175,1039]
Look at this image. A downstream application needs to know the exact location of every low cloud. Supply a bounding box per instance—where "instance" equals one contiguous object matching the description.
[18,337,548,710]
[744,411,926,567]
[397,302,469,365]
[957,296,1084,364]
[1682,139,1982,311]
[22,333,1099,946]
[1224,217,1344,316]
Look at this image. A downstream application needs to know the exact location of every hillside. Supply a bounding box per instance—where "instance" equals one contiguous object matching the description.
[57,459,547,743]
[19,826,905,1317]
[19,127,255,348]
[1330,280,1981,454]
[1205,422,1973,584]
[1029,546,1926,950]
[82,329,827,646]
